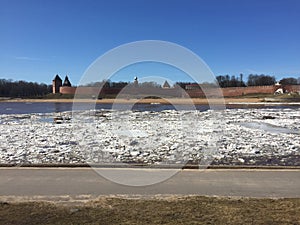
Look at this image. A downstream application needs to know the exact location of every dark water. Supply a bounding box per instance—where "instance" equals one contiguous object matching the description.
[0,102,299,114]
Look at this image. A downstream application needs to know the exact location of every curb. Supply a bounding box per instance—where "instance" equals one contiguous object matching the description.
[0,163,299,170]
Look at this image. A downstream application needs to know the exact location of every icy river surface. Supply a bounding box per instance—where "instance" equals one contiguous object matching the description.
[0,106,299,166]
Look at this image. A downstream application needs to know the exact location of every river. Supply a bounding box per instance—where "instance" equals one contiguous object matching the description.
[1,102,300,114]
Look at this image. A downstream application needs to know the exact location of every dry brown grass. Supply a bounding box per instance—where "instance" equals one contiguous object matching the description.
[0,196,299,225]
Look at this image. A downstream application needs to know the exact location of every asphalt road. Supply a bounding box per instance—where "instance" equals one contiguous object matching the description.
[0,168,299,201]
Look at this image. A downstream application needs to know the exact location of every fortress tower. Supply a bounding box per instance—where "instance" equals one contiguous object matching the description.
[52,75,62,94]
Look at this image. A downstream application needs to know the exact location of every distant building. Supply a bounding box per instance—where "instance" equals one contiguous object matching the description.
[52,75,300,98]
[52,75,72,93]
[274,88,283,95]
[162,80,171,89]
[133,76,138,87]
[52,75,62,93]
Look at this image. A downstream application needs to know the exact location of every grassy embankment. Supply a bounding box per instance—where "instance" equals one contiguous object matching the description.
[0,196,299,224]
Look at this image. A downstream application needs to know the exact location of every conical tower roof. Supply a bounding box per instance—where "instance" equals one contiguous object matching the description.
[63,75,72,87]
[162,80,171,88]
[53,74,62,81]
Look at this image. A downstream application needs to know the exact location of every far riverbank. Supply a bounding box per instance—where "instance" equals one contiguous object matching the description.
[0,97,266,104]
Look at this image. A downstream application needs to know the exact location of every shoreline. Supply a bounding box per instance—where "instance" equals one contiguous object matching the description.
[0,97,265,104]
[0,164,299,169]
[2,97,300,105]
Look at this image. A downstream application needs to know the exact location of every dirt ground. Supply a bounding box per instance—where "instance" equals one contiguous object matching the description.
[0,196,299,225]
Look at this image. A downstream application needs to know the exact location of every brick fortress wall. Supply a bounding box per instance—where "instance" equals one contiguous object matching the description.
[185,85,278,98]
[59,84,300,98]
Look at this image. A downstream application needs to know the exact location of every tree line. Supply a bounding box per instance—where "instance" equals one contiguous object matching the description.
[0,79,51,97]
[216,74,300,88]
[85,75,300,90]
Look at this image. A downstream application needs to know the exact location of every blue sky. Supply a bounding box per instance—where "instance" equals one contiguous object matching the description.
[0,0,299,85]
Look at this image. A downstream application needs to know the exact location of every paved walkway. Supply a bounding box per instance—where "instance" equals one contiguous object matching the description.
[0,168,299,201]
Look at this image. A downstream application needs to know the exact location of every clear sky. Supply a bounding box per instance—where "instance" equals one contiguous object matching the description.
[0,0,300,85]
